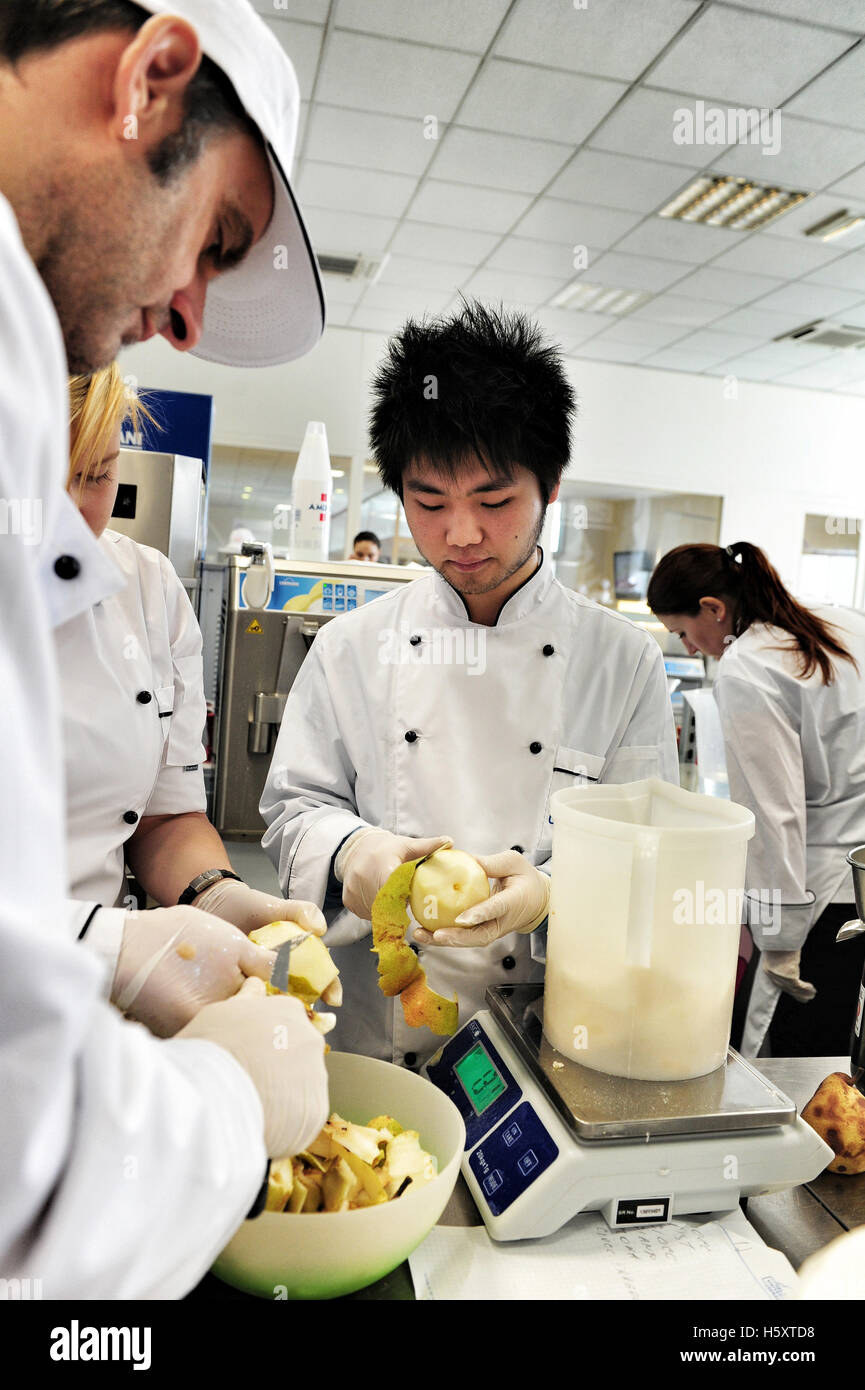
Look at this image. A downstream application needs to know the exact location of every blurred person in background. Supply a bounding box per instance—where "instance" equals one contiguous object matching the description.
[351,530,381,562]
[649,541,865,1058]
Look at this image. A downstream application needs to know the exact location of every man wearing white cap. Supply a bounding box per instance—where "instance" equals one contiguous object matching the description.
[0,0,328,1297]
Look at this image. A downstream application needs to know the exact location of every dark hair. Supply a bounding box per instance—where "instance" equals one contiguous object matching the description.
[353,531,380,547]
[0,0,260,183]
[368,299,576,505]
[647,541,857,684]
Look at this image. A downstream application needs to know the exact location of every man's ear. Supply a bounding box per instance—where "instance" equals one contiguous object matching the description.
[548,481,560,505]
[109,14,202,151]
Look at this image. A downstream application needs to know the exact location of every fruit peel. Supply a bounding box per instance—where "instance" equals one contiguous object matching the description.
[370,856,459,1035]
[801,1071,865,1174]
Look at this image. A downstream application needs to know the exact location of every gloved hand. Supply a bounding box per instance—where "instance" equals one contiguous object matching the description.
[761,949,817,1004]
[335,827,453,921]
[112,906,276,1038]
[414,850,550,949]
[177,976,328,1159]
[190,880,342,1006]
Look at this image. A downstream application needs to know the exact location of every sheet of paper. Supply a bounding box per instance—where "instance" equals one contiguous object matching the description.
[409,1207,798,1301]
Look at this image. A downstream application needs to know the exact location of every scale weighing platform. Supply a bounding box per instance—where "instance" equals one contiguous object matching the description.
[424,985,832,1241]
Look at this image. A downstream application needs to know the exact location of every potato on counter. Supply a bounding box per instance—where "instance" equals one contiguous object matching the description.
[801,1072,865,1174]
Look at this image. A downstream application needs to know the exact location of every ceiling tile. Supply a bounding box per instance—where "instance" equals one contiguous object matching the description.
[406,180,532,233]
[591,87,731,168]
[613,218,740,264]
[702,353,783,381]
[494,0,700,81]
[462,267,569,305]
[513,199,643,248]
[827,162,865,200]
[319,275,367,307]
[708,304,807,337]
[752,281,865,316]
[488,236,585,279]
[711,234,850,278]
[630,293,729,326]
[802,250,865,290]
[316,31,478,119]
[548,149,694,212]
[359,284,453,316]
[648,7,851,107]
[786,43,865,131]
[304,206,396,255]
[533,306,610,344]
[263,19,323,100]
[761,191,865,243]
[379,256,474,290]
[587,318,693,349]
[304,106,438,176]
[772,354,865,388]
[705,115,865,193]
[724,0,865,28]
[581,250,692,292]
[669,266,785,306]
[334,0,511,53]
[574,340,653,364]
[389,221,501,263]
[432,127,571,194]
[666,329,770,360]
[457,59,626,142]
[641,344,737,371]
[349,305,403,334]
[297,162,416,217]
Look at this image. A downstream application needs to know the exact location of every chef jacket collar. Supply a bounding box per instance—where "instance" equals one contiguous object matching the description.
[41,491,126,629]
[430,546,553,627]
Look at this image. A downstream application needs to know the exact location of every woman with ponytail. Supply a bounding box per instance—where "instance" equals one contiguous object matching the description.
[648,541,865,1058]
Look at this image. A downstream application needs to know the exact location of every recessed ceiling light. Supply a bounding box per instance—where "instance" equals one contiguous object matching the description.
[804,210,865,242]
[551,282,653,316]
[659,174,811,231]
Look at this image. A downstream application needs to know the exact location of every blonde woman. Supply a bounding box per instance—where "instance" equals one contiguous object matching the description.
[57,365,339,1036]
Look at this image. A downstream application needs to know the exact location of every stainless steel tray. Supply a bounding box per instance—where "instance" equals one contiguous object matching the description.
[487,985,797,1142]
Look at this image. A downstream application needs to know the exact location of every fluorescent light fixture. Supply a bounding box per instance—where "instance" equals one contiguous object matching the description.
[804,210,865,242]
[659,174,811,231]
[551,281,653,316]
[330,469,345,478]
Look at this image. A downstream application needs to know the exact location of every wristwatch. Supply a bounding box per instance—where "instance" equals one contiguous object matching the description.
[177,868,243,906]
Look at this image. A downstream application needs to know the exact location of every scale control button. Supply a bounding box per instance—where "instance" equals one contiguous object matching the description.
[517,1150,539,1177]
[502,1122,522,1147]
[482,1169,504,1196]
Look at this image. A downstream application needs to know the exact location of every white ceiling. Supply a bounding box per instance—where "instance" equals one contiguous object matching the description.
[250,0,865,395]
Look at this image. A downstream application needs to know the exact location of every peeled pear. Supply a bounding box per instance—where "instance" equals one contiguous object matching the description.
[250,919,339,1006]
[410,848,489,929]
[370,855,458,1036]
[802,1071,865,1174]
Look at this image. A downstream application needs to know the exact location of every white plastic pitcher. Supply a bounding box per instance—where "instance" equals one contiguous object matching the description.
[543,779,755,1082]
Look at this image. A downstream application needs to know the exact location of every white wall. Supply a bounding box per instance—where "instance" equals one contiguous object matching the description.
[121,326,865,588]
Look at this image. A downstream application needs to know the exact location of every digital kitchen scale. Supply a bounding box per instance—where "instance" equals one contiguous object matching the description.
[424,985,833,1242]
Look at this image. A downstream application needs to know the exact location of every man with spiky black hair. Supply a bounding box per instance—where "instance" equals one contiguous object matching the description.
[262,301,679,1066]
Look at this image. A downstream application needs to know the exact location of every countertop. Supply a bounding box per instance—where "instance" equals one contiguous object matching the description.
[188,1054,862,1302]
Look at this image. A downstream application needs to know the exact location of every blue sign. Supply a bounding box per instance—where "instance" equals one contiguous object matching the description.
[120,388,214,478]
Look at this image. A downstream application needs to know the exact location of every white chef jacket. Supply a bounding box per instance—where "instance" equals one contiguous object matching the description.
[0,191,266,1297]
[57,528,207,908]
[261,552,679,1066]
[714,608,865,1053]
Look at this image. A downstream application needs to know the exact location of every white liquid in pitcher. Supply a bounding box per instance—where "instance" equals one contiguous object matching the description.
[543,958,736,1082]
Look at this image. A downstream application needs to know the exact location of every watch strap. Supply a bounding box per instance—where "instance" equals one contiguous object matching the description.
[178,868,242,906]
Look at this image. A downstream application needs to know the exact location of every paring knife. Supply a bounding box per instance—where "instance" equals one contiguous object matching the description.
[270,931,315,994]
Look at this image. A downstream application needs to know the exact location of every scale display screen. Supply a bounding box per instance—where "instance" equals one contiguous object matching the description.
[455,1042,507,1116]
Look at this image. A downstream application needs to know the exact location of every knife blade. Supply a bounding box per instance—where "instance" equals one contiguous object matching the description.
[270,931,314,994]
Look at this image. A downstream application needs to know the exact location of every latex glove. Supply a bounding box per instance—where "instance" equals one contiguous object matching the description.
[177,976,328,1159]
[112,906,275,1038]
[762,949,817,1004]
[191,880,342,1006]
[335,826,453,921]
[414,850,550,949]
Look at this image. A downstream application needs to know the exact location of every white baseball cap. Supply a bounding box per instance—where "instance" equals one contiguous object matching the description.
[136,0,325,367]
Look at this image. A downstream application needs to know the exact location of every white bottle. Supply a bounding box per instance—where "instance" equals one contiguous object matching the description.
[289,421,332,559]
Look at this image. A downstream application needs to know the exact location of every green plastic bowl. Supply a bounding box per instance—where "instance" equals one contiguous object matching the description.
[212,1051,465,1300]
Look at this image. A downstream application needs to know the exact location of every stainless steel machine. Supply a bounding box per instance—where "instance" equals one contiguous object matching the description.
[111,447,206,600]
[204,555,422,838]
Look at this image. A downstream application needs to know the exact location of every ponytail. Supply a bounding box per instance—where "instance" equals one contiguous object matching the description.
[647,541,858,684]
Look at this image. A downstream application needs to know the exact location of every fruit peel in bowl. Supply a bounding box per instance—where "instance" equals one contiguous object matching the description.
[212,1051,466,1300]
